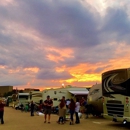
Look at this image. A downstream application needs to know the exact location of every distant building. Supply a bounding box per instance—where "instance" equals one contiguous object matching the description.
[0,86,13,97]
[23,88,40,93]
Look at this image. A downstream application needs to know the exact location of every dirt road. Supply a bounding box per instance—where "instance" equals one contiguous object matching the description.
[0,107,130,130]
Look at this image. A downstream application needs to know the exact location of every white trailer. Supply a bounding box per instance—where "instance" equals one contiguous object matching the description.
[42,88,71,107]
[18,93,29,104]
[14,93,29,109]
[29,91,43,104]
[42,87,89,107]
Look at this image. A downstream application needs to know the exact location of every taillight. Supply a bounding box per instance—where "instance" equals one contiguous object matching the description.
[126,97,129,104]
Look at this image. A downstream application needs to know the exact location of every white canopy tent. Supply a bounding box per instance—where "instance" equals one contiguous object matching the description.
[69,90,89,95]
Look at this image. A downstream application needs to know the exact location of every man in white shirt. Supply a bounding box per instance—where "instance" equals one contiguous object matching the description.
[75,98,80,124]
[66,99,70,109]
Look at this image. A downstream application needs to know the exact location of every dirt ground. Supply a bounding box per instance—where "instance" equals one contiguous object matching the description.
[0,107,130,130]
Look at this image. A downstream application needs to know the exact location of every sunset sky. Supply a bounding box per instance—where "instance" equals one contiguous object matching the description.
[0,0,130,90]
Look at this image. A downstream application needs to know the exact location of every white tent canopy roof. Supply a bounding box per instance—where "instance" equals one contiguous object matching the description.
[69,90,89,95]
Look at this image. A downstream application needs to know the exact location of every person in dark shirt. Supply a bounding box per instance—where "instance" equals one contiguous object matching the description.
[44,95,53,123]
[0,99,5,124]
[80,97,87,113]
[69,98,75,125]
[30,101,35,116]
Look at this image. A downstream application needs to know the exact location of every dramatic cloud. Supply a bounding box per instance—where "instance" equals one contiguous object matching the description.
[37,69,73,80]
[0,0,130,89]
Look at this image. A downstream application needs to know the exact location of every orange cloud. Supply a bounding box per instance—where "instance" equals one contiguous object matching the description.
[0,65,6,69]
[9,68,21,73]
[56,65,66,72]
[24,67,39,73]
[14,43,130,90]
[46,47,74,63]
[55,63,101,84]
[47,54,64,63]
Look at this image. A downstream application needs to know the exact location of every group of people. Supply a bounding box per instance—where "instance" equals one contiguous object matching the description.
[0,95,87,125]
[42,95,86,125]
[28,95,53,124]
[57,97,80,125]
[29,95,83,125]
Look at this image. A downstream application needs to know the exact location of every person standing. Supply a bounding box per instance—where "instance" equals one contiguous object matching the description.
[0,99,5,124]
[30,101,35,116]
[66,99,71,109]
[57,99,66,124]
[62,96,67,121]
[44,95,53,123]
[69,99,75,125]
[66,99,70,112]
[80,97,86,113]
[75,98,80,124]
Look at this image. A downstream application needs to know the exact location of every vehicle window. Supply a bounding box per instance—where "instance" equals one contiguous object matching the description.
[53,98,57,101]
